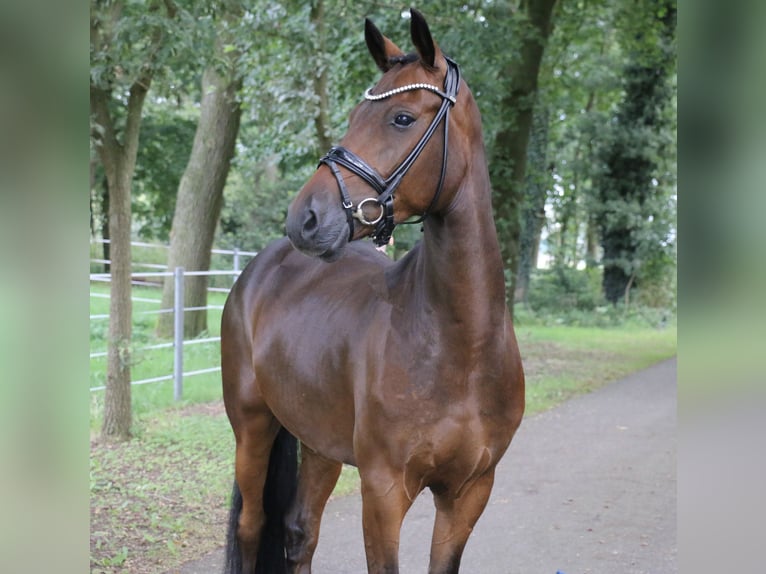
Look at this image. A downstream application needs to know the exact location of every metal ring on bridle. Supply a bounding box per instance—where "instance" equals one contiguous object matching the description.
[353,197,385,226]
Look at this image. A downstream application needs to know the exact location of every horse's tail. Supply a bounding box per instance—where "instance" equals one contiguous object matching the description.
[224,426,299,574]
[257,426,298,572]
[224,480,245,574]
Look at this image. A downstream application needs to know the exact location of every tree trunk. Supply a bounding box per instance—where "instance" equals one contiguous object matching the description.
[91,79,150,441]
[516,106,550,302]
[557,91,595,268]
[157,63,243,338]
[311,0,332,152]
[89,158,111,272]
[90,155,97,237]
[585,212,599,268]
[101,174,110,272]
[103,164,134,439]
[490,0,560,316]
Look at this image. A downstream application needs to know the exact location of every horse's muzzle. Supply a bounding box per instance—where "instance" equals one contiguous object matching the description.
[286,192,350,261]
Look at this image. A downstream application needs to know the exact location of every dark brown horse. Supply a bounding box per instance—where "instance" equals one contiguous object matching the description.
[222,9,524,574]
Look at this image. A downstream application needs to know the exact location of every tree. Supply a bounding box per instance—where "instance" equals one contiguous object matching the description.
[89,162,111,271]
[595,0,676,304]
[488,0,560,314]
[90,0,178,440]
[132,111,198,242]
[536,0,620,272]
[516,105,551,302]
[311,0,333,153]
[157,0,245,338]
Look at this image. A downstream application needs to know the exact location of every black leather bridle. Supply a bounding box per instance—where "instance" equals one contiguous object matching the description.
[318,56,461,247]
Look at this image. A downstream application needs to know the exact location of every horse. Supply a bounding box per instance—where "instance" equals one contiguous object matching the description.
[221,9,524,573]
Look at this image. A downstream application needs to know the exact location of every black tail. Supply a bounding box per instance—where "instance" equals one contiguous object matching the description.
[257,427,298,572]
[224,480,244,574]
[224,426,298,574]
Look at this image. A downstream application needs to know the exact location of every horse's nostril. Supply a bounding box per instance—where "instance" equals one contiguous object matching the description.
[303,208,318,235]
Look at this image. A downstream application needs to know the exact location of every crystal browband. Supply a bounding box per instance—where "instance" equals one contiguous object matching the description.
[364,83,456,104]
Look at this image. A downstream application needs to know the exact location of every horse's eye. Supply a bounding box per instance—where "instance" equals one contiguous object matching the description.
[393,113,415,128]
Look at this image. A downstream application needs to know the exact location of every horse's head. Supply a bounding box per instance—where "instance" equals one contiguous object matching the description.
[286,9,471,261]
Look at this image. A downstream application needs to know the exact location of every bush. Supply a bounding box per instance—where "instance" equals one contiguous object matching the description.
[527,266,604,313]
[518,265,675,328]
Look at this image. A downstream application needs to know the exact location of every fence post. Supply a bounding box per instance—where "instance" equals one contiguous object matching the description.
[233,247,240,284]
[173,266,184,401]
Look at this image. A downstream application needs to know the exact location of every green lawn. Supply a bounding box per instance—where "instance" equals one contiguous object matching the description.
[515,322,677,414]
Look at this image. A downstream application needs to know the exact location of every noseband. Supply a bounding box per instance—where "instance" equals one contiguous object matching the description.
[319,57,461,247]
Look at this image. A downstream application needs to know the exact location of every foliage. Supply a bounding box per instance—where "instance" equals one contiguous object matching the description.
[234,2,389,173]
[526,265,604,313]
[537,0,625,268]
[593,0,677,303]
[217,163,300,252]
[521,259,675,328]
[517,300,674,329]
[132,107,198,241]
[495,0,677,311]
[90,108,197,245]
[90,0,215,97]
[90,0,678,310]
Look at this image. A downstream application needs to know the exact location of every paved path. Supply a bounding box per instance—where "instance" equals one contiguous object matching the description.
[176,358,676,574]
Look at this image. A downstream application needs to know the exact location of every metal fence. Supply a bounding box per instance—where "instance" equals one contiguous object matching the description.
[89,240,257,399]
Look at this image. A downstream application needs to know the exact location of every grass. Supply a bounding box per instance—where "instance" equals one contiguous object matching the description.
[90,281,676,573]
[91,408,234,574]
[515,322,678,415]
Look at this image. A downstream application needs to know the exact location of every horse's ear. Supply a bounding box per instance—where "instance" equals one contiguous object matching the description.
[365,18,404,73]
[410,8,441,69]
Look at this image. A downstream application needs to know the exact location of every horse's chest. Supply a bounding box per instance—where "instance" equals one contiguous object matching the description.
[397,413,499,500]
[374,354,514,426]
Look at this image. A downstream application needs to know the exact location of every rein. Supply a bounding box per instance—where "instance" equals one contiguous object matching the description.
[319,57,461,246]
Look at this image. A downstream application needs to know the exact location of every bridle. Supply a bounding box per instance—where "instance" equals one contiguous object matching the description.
[318,56,461,247]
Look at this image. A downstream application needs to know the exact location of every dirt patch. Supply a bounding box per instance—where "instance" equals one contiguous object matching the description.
[176,401,226,418]
[90,406,233,574]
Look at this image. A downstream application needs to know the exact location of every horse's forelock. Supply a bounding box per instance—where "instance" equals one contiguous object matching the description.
[387,53,420,67]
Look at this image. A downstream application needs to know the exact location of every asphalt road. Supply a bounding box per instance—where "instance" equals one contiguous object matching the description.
[175,358,676,574]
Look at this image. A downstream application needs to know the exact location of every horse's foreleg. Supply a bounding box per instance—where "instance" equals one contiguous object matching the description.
[284,445,342,573]
[233,414,281,573]
[359,467,413,574]
[427,469,495,574]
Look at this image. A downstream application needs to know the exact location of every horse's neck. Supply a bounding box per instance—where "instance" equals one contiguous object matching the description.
[415,160,507,346]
